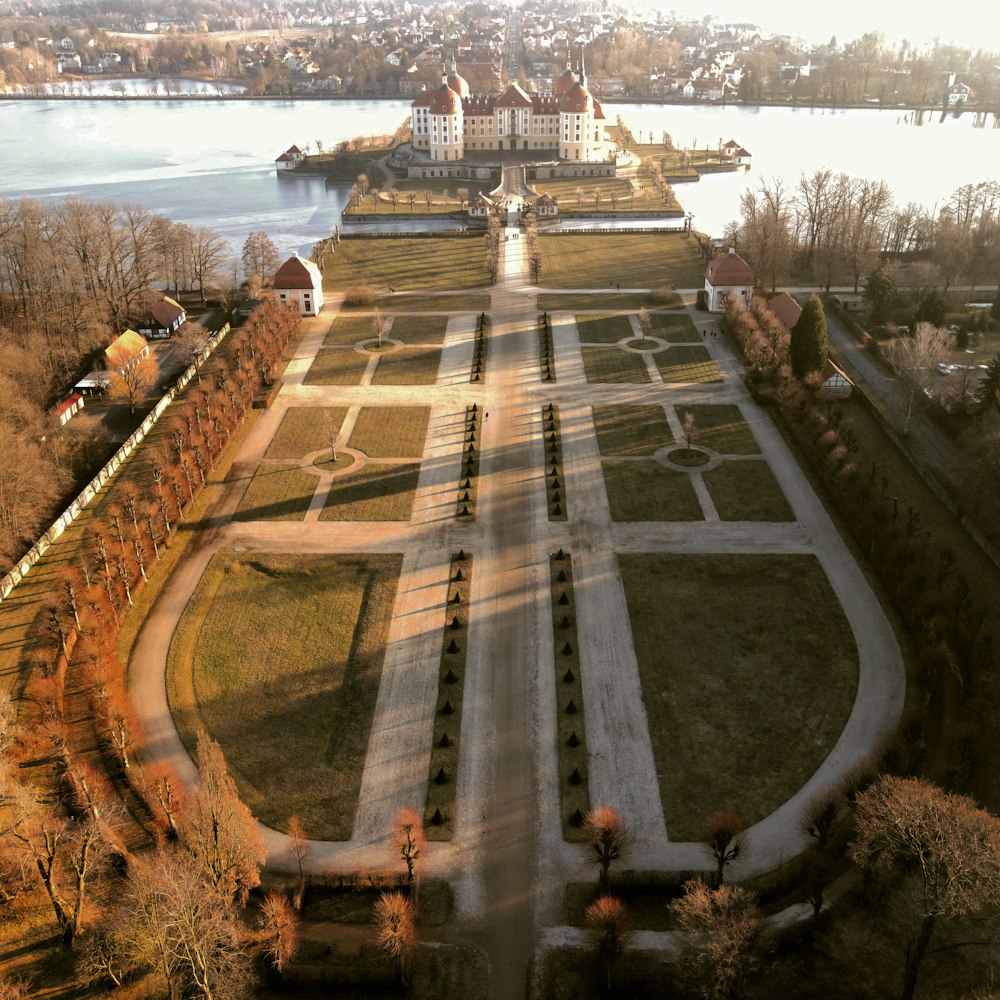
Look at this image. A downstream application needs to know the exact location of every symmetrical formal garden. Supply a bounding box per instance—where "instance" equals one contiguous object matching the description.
[235,405,430,522]
[595,400,793,522]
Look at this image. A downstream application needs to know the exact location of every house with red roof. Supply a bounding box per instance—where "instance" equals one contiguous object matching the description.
[134,296,186,340]
[705,249,754,312]
[273,253,324,316]
[50,393,84,426]
[767,291,801,330]
[275,145,305,172]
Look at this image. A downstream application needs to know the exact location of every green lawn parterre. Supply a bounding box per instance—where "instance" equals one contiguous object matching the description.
[348,406,430,458]
[370,347,443,385]
[167,552,403,840]
[264,407,349,459]
[592,404,673,456]
[582,346,651,384]
[538,233,706,290]
[324,237,490,292]
[319,464,421,521]
[654,345,722,384]
[323,315,378,346]
[575,314,635,344]
[678,404,760,455]
[703,461,795,521]
[233,464,318,522]
[602,461,703,521]
[619,553,858,840]
[304,349,371,386]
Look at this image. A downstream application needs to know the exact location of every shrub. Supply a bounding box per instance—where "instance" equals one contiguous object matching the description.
[650,288,681,306]
[696,289,708,310]
[343,285,377,307]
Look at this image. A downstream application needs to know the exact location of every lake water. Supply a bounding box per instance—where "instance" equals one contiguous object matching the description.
[0,97,997,256]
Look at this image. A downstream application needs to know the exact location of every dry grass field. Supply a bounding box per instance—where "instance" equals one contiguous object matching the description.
[167,552,403,840]
[619,553,858,840]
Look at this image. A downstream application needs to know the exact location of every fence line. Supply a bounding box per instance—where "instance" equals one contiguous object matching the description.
[0,323,231,605]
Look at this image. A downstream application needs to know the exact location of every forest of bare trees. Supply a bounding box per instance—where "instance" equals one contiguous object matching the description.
[0,198,234,574]
[725,175,1000,296]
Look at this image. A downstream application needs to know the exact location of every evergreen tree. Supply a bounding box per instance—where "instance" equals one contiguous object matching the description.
[863,262,897,326]
[790,294,828,377]
[914,287,946,326]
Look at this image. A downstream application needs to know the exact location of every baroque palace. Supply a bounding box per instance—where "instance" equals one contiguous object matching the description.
[409,55,607,165]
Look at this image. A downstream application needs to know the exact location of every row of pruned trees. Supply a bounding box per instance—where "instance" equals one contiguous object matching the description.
[726,174,1000,294]
[728,295,995,702]
[0,297,303,995]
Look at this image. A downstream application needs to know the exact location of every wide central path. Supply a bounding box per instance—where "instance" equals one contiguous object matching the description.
[472,228,541,998]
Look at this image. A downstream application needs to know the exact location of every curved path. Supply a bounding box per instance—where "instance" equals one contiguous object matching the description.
[128,250,904,996]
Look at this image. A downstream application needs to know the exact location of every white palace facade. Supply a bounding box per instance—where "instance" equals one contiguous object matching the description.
[410,56,607,165]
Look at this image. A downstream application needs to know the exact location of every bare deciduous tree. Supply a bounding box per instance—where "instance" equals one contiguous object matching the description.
[178,730,266,905]
[585,895,632,993]
[373,890,415,986]
[583,806,629,894]
[106,349,159,416]
[258,892,299,976]
[670,879,762,1000]
[850,776,1000,1000]
[286,814,310,910]
[882,323,955,435]
[704,809,744,885]
[393,807,425,894]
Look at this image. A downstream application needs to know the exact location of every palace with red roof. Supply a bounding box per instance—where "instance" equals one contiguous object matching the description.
[410,53,606,164]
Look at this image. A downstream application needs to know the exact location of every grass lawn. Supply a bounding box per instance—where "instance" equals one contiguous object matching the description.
[678,404,760,454]
[233,464,317,521]
[296,143,395,182]
[654,345,722,384]
[378,294,492,313]
[348,406,429,458]
[304,349,370,386]
[538,234,705,289]
[538,292,663,312]
[619,553,858,839]
[323,315,375,346]
[703,461,795,521]
[602,461,703,521]
[319,464,421,521]
[390,315,449,345]
[265,407,349,459]
[582,346,651,384]
[575,314,634,344]
[371,348,442,385]
[648,311,700,342]
[593,404,673,456]
[324,238,490,292]
[167,552,402,840]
